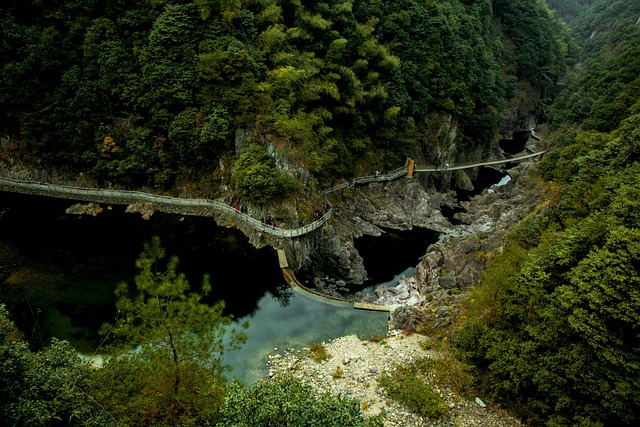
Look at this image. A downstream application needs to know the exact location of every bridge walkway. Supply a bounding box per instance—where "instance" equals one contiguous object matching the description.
[0,175,331,238]
[0,150,543,239]
[277,249,393,312]
[321,151,544,195]
[412,151,545,172]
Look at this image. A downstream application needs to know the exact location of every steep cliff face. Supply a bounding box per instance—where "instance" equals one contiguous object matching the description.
[269,105,544,289]
[295,178,454,286]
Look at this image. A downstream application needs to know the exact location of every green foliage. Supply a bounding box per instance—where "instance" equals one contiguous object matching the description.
[95,237,247,426]
[492,0,568,88]
[549,0,640,132]
[307,341,329,362]
[453,6,640,422]
[457,211,640,424]
[545,0,595,23]
[456,72,640,427]
[0,0,567,190]
[429,341,475,398]
[368,333,387,343]
[167,105,233,174]
[463,242,528,326]
[169,108,204,163]
[378,358,449,420]
[537,148,561,181]
[0,305,109,426]
[201,107,233,153]
[218,375,383,426]
[232,144,299,204]
[332,365,344,378]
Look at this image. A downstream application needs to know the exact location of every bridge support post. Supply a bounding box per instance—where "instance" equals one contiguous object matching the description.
[407,159,415,178]
[277,249,289,268]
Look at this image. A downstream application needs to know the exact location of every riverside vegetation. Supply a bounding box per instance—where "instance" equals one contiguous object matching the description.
[1,0,639,426]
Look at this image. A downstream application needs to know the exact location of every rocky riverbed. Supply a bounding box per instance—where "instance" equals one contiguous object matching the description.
[356,159,546,331]
[267,333,522,426]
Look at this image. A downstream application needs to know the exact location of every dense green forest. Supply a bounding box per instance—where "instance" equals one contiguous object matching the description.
[455,1,640,425]
[5,0,640,426]
[545,0,594,22]
[1,0,566,199]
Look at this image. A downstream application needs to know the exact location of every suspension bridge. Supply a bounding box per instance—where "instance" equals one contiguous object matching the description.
[0,150,544,238]
[320,150,545,195]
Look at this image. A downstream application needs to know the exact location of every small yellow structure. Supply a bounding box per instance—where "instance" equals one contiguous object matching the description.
[406,158,415,178]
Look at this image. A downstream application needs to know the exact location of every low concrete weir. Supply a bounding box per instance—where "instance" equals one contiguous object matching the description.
[277,249,393,311]
[277,249,353,308]
[353,302,396,312]
[280,267,354,309]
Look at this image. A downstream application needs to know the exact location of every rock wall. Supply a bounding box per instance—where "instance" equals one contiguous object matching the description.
[366,160,547,330]
[285,177,455,288]
[277,108,544,289]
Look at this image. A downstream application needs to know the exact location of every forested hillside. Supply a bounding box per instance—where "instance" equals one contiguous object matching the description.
[1,0,565,198]
[456,1,640,425]
[4,1,640,425]
[545,0,594,22]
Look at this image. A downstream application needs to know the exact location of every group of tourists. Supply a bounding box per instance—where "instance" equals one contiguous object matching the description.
[261,215,276,227]
[313,200,330,220]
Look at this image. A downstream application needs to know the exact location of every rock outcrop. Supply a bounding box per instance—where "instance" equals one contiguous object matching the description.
[288,177,455,287]
[359,159,546,330]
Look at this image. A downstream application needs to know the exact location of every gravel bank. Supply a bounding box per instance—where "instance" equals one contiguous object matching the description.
[267,333,522,427]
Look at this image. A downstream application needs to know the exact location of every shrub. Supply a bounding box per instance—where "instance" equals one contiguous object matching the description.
[419,339,432,351]
[218,375,383,426]
[369,333,387,343]
[307,342,328,362]
[431,342,474,398]
[378,359,448,420]
[332,365,344,379]
[232,144,299,204]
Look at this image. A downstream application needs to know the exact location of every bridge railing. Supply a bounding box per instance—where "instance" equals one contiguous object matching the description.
[413,151,545,172]
[320,166,408,195]
[0,176,331,238]
[0,150,543,238]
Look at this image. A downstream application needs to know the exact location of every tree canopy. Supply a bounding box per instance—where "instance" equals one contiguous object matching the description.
[0,304,110,426]
[218,375,383,426]
[94,236,248,425]
[0,0,567,194]
[454,2,640,425]
[0,237,385,425]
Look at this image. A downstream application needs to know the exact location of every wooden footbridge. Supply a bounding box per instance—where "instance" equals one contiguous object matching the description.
[0,150,543,239]
[320,150,545,195]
